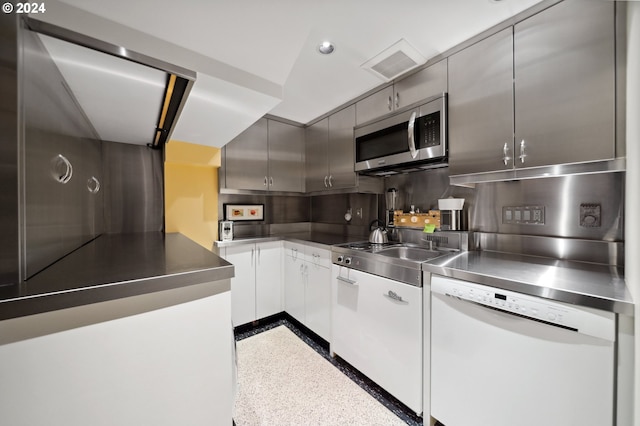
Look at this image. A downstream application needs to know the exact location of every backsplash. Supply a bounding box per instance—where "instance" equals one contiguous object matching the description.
[384,168,624,242]
[472,172,624,241]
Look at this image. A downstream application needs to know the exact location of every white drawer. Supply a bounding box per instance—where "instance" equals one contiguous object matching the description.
[283,241,306,260]
[304,246,331,269]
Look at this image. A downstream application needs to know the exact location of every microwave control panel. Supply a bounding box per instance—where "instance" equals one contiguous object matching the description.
[420,111,441,147]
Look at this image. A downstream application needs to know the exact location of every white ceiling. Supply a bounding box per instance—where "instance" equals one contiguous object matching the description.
[49,0,543,145]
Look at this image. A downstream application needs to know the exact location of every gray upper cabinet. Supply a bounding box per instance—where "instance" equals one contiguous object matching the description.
[394,59,448,110]
[268,120,305,192]
[448,28,514,176]
[305,105,359,192]
[305,118,329,192]
[356,59,448,125]
[223,118,305,192]
[449,0,616,177]
[328,105,357,189]
[224,118,269,191]
[513,0,615,168]
[355,86,394,126]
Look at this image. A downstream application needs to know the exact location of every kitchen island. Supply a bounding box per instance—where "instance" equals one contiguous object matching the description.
[0,232,235,426]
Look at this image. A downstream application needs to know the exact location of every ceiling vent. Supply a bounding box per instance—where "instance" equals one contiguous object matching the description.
[361,39,426,82]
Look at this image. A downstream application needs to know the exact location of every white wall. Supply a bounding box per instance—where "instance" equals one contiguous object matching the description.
[626,3,640,426]
[0,282,234,426]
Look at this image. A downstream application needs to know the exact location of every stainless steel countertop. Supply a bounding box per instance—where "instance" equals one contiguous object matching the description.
[423,250,633,315]
[214,232,365,249]
[0,233,234,321]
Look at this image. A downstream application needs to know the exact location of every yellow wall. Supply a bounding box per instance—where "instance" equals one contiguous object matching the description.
[164,140,221,250]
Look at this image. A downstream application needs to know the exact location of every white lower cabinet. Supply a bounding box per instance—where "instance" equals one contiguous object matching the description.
[305,261,331,341]
[222,241,282,327]
[331,265,423,415]
[283,242,331,342]
[284,246,306,323]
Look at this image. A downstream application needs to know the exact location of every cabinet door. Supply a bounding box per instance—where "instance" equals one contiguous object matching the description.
[224,118,269,190]
[255,241,282,319]
[355,86,394,125]
[305,118,329,192]
[224,244,256,327]
[328,105,356,189]
[305,263,331,342]
[448,28,514,175]
[336,268,423,414]
[267,120,304,192]
[394,59,448,109]
[514,0,615,168]
[284,251,305,323]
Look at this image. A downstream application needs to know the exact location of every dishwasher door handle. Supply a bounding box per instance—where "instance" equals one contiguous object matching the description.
[337,276,358,286]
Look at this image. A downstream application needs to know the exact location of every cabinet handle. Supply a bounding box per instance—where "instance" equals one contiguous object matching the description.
[86,176,100,194]
[519,140,527,164]
[407,111,418,159]
[291,248,298,260]
[337,276,358,286]
[384,290,408,304]
[328,175,333,187]
[324,175,328,188]
[251,248,255,267]
[257,246,261,264]
[395,92,399,108]
[387,95,392,111]
[269,177,274,187]
[502,142,512,166]
[51,154,73,184]
[263,176,268,186]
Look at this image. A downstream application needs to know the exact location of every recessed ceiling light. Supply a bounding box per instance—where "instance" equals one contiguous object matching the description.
[317,41,335,55]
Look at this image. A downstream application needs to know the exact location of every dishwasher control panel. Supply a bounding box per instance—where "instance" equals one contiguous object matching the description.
[431,275,615,342]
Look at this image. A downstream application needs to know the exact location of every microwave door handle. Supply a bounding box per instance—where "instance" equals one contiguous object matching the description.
[407,111,418,159]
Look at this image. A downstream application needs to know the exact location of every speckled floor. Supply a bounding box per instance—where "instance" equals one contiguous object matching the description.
[234,317,423,426]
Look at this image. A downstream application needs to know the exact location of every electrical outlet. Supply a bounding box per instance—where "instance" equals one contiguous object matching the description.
[579,203,601,227]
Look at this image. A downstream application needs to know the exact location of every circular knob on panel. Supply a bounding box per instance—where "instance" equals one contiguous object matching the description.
[344,257,352,265]
[337,255,344,263]
[548,312,557,321]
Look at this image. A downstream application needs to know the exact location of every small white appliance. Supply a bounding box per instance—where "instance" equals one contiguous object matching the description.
[219,221,233,241]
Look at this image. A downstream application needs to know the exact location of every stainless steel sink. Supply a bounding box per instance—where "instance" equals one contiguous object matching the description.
[376,246,443,262]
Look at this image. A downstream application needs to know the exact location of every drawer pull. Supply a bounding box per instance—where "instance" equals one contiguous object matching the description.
[384,290,408,304]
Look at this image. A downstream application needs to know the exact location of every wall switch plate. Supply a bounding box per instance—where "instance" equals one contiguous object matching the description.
[502,205,545,225]
[579,203,601,227]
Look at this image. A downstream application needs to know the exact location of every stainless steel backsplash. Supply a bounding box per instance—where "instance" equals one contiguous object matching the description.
[102,142,164,234]
[384,168,624,242]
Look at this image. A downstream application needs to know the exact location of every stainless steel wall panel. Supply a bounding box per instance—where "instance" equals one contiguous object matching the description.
[0,13,19,286]
[384,168,623,244]
[102,142,163,234]
[384,167,475,214]
[471,173,624,241]
[22,27,104,279]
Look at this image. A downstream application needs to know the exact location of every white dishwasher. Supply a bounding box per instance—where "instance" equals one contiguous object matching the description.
[430,275,616,426]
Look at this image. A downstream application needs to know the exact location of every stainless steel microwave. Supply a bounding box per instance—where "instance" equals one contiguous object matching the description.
[354,93,447,175]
